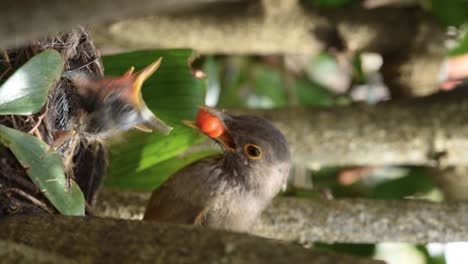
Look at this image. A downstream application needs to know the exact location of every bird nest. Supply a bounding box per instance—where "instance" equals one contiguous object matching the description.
[0,27,107,216]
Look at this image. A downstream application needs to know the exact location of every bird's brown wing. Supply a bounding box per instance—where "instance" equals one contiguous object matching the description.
[143,184,208,225]
[142,156,224,224]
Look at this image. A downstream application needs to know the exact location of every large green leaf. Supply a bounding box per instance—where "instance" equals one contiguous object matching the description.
[0,50,63,115]
[102,50,206,185]
[429,0,468,27]
[0,125,84,215]
[105,150,218,191]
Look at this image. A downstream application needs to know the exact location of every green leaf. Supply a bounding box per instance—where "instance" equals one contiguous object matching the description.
[217,57,289,108]
[416,245,446,264]
[252,65,289,108]
[105,150,218,191]
[370,167,435,199]
[0,125,84,215]
[315,243,375,257]
[351,53,366,84]
[218,56,253,108]
[448,26,468,57]
[429,0,468,26]
[304,0,356,7]
[294,78,335,106]
[102,49,205,184]
[0,50,63,115]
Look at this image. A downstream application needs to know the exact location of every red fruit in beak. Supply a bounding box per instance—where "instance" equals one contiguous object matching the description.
[195,108,212,127]
[201,116,224,138]
[196,109,225,138]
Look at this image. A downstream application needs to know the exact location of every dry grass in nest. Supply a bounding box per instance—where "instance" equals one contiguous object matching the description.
[0,27,107,216]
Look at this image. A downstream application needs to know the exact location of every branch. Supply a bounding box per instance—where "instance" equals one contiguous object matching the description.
[229,89,468,167]
[1,0,444,96]
[0,215,382,264]
[90,0,444,55]
[1,0,445,55]
[257,198,468,244]
[0,0,253,49]
[90,0,444,96]
[96,189,468,244]
[0,239,73,263]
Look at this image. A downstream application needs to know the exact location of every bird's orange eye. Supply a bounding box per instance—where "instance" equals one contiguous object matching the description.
[243,144,262,160]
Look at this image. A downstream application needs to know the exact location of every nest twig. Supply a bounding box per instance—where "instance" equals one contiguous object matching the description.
[0,27,107,216]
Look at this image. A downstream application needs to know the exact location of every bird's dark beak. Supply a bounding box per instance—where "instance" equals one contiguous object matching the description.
[182,105,236,151]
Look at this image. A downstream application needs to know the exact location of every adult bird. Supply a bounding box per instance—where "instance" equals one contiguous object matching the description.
[144,106,291,232]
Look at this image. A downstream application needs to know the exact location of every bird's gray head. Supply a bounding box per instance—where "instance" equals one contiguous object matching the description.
[222,115,290,170]
[184,106,291,191]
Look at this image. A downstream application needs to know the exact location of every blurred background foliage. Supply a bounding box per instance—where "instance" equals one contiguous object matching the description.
[102,1,468,263]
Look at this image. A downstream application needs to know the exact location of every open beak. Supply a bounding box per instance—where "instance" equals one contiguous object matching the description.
[134,107,173,135]
[124,57,163,107]
[183,105,236,151]
[122,66,135,78]
[123,57,172,135]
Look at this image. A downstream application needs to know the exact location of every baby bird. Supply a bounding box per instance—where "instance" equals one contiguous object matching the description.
[144,106,291,232]
[71,57,172,139]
